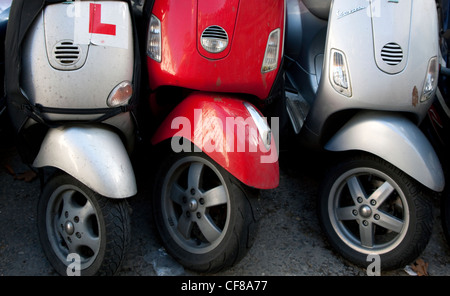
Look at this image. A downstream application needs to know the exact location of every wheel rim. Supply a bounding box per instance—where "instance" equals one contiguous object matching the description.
[327,167,409,255]
[46,184,101,269]
[161,156,231,254]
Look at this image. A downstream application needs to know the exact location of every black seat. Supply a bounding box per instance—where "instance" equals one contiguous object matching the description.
[302,0,332,20]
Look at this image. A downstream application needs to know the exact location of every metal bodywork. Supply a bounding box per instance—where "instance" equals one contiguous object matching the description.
[33,125,137,198]
[148,0,285,190]
[146,0,285,100]
[285,0,444,192]
[151,92,279,189]
[325,111,445,192]
[20,2,134,121]
[310,0,439,133]
[21,1,137,198]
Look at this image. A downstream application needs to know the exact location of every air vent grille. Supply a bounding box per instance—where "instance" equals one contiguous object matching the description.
[381,42,403,66]
[53,40,81,66]
[202,26,228,40]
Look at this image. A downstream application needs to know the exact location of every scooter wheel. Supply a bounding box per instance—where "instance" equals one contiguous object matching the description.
[318,153,433,271]
[153,152,258,273]
[37,171,131,276]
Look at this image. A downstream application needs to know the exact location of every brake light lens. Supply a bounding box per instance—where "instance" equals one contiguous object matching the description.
[330,49,352,97]
[107,81,133,107]
[261,28,280,73]
[147,14,161,62]
[421,57,439,102]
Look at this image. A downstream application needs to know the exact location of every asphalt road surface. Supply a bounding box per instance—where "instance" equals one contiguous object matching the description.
[1,142,450,278]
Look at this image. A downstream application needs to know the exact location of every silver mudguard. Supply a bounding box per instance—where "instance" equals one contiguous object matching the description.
[33,125,137,198]
[325,111,445,192]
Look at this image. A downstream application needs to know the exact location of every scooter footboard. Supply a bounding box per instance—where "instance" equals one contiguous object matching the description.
[33,125,137,198]
[325,111,445,192]
[151,92,279,189]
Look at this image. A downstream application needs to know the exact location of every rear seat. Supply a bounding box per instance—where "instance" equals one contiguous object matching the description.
[302,0,331,20]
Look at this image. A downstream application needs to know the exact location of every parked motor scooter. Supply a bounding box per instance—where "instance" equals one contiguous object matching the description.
[140,0,282,272]
[282,0,444,270]
[5,0,140,275]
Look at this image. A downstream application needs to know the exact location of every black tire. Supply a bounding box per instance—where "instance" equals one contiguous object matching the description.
[153,152,258,273]
[318,153,433,270]
[37,172,131,276]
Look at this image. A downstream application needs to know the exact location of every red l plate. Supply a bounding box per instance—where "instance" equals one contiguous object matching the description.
[89,3,116,36]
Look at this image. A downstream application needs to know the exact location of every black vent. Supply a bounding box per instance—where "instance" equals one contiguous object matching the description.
[53,41,81,66]
[201,26,228,40]
[381,43,403,66]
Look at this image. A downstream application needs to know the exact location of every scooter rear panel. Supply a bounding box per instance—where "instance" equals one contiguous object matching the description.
[146,0,285,100]
[307,0,440,135]
[20,1,134,122]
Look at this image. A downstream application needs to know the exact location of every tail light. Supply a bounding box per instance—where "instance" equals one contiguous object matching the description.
[330,49,352,97]
[107,81,133,107]
[261,28,281,73]
[147,14,162,62]
[421,57,439,103]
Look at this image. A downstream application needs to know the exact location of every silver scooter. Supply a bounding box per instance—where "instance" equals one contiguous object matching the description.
[5,0,139,275]
[283,0,444,270]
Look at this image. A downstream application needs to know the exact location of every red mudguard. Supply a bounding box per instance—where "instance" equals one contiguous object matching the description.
[151,92,279,189]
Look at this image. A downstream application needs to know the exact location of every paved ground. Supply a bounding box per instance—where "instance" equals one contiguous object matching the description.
[1,142,450,277]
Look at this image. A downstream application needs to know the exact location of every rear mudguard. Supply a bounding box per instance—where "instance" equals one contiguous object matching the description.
[325,111,445,192]
[33,125,137,198]
[151,92,279,189]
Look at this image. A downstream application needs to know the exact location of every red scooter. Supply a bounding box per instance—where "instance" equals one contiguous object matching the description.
[140,0,284,272]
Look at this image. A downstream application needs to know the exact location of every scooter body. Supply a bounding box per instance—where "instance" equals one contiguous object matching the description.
[146,0,284,100]
[151,92,279,189]
[143,0,284,272]
[5,0,139,275]
[316,0,442,191]
[21,1,137,197]
[284,0,444,270]
[146,0,282,188]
